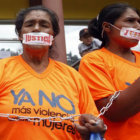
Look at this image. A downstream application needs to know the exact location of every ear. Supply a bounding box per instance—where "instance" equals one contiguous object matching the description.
[18,32,22,41]
[18,36,22,41]
[102,22,111,33]
[51,38,55,46]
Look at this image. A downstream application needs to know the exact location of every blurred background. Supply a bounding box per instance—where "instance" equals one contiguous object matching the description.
[0,0,140,67]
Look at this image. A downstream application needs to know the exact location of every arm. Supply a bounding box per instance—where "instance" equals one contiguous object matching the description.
[74,73,106,139]
[75,114,106,140]
[96,78,140,122]
[79,55,140,122]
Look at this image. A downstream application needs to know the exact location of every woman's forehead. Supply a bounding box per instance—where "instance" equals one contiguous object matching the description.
[120,8,139,18]
[24,10,50,21]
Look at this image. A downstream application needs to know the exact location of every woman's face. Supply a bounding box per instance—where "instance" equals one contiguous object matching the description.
[108,8,140,48]
[20,10,54,49]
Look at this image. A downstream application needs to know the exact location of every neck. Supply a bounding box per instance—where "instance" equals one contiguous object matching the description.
[22,47,50,73]
[106,43,135,63]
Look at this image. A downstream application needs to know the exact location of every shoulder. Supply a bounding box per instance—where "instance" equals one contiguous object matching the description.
[132,50,140,55]
[78,43,85,49]
[0,56,19,79]
[81,48,106,63]
[52,59,88,85]
[52,59,82,77]
[0,56,19,66]
[79,48,115,70]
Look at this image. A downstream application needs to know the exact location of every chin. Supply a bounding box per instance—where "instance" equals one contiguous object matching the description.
[28,45,48,49]
[128,40,139,48]
[124,42,138,49]
[122,38,139,48]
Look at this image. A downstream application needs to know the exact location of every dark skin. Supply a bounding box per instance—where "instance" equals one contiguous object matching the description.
[96,8,140,122]
[75,114,106,140]
[19,10,106,139]
[19,10,54,73]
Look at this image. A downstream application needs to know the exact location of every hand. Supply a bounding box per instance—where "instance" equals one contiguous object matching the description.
[74,114,107,140]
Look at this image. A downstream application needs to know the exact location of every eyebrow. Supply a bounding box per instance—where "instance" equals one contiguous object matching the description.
[124,16,140,20]
[125,15,140,18]
[24,19,51,24]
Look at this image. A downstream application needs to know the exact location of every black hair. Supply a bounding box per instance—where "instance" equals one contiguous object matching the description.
[88,3,140,47]
[15,5,60,37]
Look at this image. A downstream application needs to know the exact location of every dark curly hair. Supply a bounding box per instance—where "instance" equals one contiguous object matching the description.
[15,5,60,37]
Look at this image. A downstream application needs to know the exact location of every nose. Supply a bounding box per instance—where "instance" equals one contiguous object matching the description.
[33,23,40,32]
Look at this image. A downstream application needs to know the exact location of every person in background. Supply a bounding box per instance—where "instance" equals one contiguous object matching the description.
[79,3,140,140]
[0,6,106,140]
[78,28,101,57]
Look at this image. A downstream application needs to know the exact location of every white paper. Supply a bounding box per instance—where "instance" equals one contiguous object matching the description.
[23,32,53,46]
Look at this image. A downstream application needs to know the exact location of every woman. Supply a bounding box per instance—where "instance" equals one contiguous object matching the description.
[0,6,106,140]
[79,3,140,140]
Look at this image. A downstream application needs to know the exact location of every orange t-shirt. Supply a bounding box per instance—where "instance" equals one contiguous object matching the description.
[0,55,98,140]
[79,47,140,140]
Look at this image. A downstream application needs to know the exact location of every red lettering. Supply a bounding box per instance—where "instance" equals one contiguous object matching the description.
[37,36,41,41]
[41,36,44,41]
[25,35,27,42]
[124,30,129,36]
[134,32,137,37]
[27,35,31,41]
[129,31,134,36]
[44,36,50,43]
[32,36,36,41]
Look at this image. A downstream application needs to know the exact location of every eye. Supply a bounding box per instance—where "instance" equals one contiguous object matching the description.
[26,24,33,27]
[41,24,49,28]
[24,22,33,27]
[127,18,135,23]
[40,21,50,28]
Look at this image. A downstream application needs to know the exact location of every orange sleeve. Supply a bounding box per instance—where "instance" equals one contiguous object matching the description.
[0,60,4,83]
[79,55,116,101]
[0,60,7,90]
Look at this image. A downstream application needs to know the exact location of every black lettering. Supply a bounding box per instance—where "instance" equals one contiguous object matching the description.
[34,108,40,115]
[51,122,55,130]
[55,122,62,129]
[62,123,67,130]
[43,120,52,128]
[50,111,56,117]
[41,109,48,115]
[72,127,76,134]
[67,125,73,133]
[27,108,31,114]
[12,108,20,113]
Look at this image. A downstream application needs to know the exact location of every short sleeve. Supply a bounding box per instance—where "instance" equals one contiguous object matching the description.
[0,61,5,83]
[79,55,116,100]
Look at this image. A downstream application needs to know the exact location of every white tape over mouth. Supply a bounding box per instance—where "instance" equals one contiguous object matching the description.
[22,32,53,46]
[120,27,140,40]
